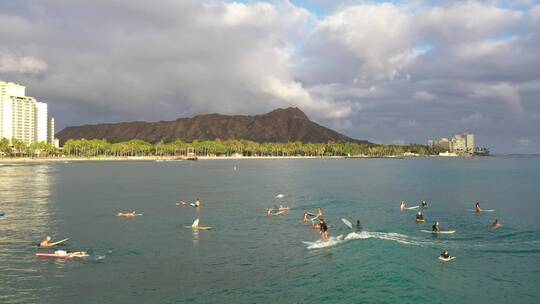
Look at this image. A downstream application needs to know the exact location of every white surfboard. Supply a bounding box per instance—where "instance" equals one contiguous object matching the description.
[405,206,420,210]
[341,218,353,229]
[439,256,456,261]
[421,230,455,234]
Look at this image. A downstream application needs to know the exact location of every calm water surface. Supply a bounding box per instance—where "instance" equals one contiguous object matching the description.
[0,157,539,303]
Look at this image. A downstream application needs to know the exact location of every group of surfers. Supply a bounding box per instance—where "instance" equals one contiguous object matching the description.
[178,198,205,228]
[402,201,502,229]
[302,207,362,241]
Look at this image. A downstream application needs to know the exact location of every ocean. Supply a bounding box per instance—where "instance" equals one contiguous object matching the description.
[0,156,539,303]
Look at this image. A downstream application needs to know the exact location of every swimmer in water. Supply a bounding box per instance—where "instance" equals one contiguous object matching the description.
[475,201,481,213]
[490,219,502,229]
[400,201,406,211]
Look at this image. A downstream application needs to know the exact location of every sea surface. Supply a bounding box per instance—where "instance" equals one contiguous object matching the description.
[0,156,539,303]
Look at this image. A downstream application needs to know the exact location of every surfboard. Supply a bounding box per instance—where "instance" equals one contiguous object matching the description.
[184,226,212,230]
[36,251,88,259]
[39,238,69,248]
[276,194,285,199]
[116,213,143,217]
[421,230,455,234]
[308,215,320,222]
[416,219,425,223]
[405,206,420,210]
[341,218,353,229]
[439,256,456,261]
[468,209,495,212]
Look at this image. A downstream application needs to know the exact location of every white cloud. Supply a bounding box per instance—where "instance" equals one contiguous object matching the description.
[414,91,436,101]
[0,54,47,75]
[469,82,524,114]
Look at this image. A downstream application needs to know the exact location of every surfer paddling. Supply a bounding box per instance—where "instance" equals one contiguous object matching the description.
[490,219,502,229]
[40,236,52,247]
[439,250,455,261]
[116,211,141,217]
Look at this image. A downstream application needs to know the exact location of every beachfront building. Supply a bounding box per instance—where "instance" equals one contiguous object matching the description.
[428,132,476,155]
[0,80,56,145]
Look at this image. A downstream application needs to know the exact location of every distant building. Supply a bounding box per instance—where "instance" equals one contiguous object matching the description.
[0,80,56,145]
[428,132,476,155]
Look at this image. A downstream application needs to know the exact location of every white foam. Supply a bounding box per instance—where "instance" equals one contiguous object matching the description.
[305,231,426,249]
[304,235,344,249]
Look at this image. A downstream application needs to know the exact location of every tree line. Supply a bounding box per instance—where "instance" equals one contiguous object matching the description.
[1,137,434,158]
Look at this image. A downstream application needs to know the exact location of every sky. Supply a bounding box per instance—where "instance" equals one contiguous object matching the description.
[1,0,539,153]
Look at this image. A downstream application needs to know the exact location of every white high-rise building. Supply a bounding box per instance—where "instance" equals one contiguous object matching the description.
[48,117,55,145]
[35,102,48,143]
[0,80,55,145]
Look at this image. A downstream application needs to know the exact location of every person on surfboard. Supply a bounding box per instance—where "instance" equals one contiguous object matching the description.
[194,199,200,208]
[319,218,329,241]
[356,220,362,232]
[40,236,52,247]
[490,219,502,229]
[400,201,406,211]
[432,221,440,232]
[475,202,481,213]
[421,201,428,208]
[416,212,424,221]
[440,250,453,259]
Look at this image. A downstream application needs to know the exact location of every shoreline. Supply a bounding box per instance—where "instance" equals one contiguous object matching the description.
[0,154,483,163]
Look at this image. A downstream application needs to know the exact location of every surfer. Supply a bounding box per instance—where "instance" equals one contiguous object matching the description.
[421,201,428,208]
[440,250,452,259]
[432,221,440,232]
[356,220,362,232]
[40,236,52,247]
[400,201,406,211]
[117,211,137,217]
[416,211,424,221]
[267,208,273,216]
[194,199,201,208]
[192,218,200,228]
[490,219,502,229]
[475,202,481,213]
[319,218,329,241]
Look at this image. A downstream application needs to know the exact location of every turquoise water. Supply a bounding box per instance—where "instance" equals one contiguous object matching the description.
[0,157,539,303]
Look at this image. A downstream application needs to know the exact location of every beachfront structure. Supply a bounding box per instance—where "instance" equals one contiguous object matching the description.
[0,80,56,145]
[428,132,475,155]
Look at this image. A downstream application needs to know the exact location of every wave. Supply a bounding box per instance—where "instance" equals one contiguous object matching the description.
[304,231,433,249]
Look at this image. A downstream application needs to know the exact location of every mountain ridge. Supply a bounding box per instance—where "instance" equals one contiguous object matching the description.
[56,107,367,144]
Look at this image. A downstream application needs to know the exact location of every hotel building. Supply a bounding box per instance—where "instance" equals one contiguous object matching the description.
[428,132,475,155]
[0,81,55,145]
